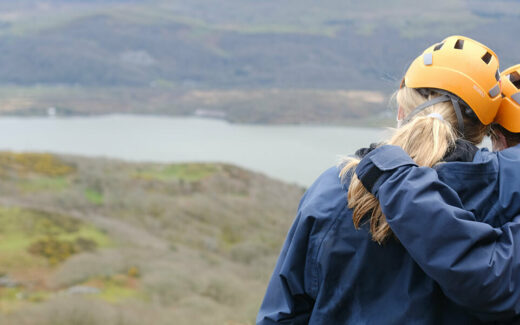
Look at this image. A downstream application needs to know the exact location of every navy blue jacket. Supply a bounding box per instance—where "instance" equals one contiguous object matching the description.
[356,144,520,322]
[257,164,486,324]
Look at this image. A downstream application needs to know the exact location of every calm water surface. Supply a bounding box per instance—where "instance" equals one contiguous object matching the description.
[0,115,389,186]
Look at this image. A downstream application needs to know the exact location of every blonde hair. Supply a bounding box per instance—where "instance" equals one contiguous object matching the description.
[341,87,488,244]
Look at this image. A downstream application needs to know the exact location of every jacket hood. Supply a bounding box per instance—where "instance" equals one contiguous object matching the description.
[436,145,520,227]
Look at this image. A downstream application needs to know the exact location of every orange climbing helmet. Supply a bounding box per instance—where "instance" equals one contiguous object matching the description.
[494,64,520,133]
[402,35,502,130]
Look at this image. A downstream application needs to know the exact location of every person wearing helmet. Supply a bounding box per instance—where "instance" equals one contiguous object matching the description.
[354,64,520,321]
[257,36,502,324]
[491,64,520,150]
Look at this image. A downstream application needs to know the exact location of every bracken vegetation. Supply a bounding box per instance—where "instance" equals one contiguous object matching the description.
[0,153,305,324]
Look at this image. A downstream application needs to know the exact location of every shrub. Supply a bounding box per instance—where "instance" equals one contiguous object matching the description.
[27,237,98,265]
[127,266,140,278]
[28,237,77,265]
[49,249,138,289]
[32,211,81,236]
[0,152,76,177]
[74,237,98,252]
[84,188,104,205]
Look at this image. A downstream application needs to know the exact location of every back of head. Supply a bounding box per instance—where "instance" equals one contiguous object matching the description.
[342,35,501,244]
[392,87,487,166]
[492,65,520,147]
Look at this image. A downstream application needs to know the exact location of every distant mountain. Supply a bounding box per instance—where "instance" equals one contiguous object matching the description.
[0,0,518,92]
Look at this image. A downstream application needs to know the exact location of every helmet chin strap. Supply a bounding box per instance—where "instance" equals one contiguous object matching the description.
[402,94,465,135]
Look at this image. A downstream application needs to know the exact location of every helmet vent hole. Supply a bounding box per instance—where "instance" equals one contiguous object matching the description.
[433,42,444,51]
[481,52,492,64]
[495,70,500,81]
[454,39,464,50]
[509,71,520,89]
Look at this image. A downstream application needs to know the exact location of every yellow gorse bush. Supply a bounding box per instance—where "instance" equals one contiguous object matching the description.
[0,152,76,176]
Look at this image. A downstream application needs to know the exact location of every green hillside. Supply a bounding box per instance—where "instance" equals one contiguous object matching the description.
[0,152,305,324]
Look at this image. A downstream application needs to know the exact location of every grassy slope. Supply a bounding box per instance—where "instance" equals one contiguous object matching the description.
[0,152,305,325]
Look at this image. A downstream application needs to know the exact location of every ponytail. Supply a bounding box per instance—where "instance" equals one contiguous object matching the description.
[341,87,486,244]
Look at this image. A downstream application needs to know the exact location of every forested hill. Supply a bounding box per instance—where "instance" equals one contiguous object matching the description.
[0,0,518,91]
[0,0,518,124]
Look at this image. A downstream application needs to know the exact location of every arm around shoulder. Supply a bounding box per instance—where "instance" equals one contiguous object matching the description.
[356,145,520,321]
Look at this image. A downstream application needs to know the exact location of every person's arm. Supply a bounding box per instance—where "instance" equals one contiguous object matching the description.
[356,145,520,321]
[256,206,316,324]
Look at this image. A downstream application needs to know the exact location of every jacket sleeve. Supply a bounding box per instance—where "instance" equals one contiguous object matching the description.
[256,205,317,324]
[356,145,520,321]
